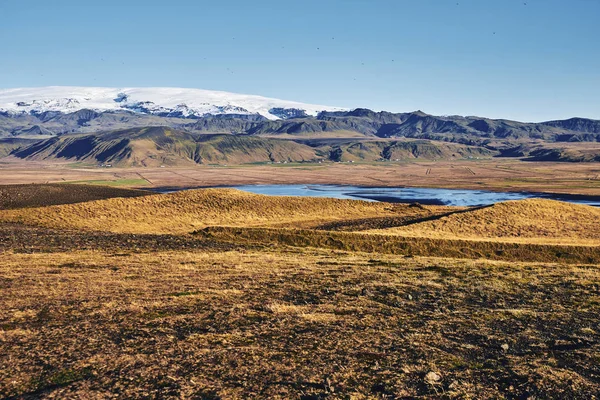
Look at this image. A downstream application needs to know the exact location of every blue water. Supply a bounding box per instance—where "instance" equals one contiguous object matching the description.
[222,184,600,207]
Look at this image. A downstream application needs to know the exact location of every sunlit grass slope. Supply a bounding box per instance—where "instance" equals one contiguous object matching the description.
[369,198,600,245]
[0,188,397,234]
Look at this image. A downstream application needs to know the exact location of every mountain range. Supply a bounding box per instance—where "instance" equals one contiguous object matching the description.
[1,87,600,165]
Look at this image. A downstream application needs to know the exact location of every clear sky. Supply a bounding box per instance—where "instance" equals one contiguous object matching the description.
[0,0,598,122]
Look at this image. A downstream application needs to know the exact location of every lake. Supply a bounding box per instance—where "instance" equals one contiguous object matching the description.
[223,184,600,207]
[152,184,600,207]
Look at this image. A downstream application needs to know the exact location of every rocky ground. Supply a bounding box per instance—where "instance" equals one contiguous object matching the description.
[1,238,599,398]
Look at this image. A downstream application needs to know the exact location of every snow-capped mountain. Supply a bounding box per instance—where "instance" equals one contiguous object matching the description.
[0,87,345,120]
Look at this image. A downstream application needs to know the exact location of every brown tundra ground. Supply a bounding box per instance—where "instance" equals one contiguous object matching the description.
[0,183,599,399]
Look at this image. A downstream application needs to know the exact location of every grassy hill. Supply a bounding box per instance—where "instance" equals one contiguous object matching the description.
[193,134,318,164]
[0,188,398,234]
[2,186,599,248]
[370,198,600,245]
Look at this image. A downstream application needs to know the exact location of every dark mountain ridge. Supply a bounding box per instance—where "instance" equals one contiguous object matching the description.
[542,117,600,134]
[2,108,600,164]
[2,108,600,143]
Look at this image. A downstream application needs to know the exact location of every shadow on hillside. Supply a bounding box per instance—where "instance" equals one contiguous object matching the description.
[313,204,490,231]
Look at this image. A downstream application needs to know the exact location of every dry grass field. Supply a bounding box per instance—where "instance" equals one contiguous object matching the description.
[368,198,600,246]
[1,184,599,399]
[2,248,599,399]
[0,189,399,234]
[2,158,600,195]
[0,184,149,210]
[2,188,599,246]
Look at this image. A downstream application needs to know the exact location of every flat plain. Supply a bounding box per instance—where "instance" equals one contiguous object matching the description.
[2,158,600,195]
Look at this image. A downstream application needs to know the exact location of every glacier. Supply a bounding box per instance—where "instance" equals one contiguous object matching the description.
[0,86,346,120]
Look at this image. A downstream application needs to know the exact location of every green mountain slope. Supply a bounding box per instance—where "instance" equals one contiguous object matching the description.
[11,127,320,166]
[9,127,498,166]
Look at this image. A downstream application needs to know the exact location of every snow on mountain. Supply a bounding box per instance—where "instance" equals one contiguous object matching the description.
[0,87,346,120]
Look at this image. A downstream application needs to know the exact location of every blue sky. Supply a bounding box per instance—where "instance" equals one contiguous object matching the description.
[0,0,598,121]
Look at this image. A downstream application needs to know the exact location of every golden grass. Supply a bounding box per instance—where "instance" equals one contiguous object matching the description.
[1,249,599,398]
[368,198,600,245]
[198,226,600,264]
[2,188,599,251]
[0,188,397,234]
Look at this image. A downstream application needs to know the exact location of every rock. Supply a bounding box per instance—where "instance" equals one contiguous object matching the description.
[425,371,442,385]
[501,343,509,351]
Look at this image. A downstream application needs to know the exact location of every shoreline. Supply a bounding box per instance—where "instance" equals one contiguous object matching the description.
[144,184,600,207]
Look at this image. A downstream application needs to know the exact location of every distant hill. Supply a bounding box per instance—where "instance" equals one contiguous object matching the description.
[3,108,599,150]
[523,147,600,162]
[0,108,194,137]
[9,126,499,166]
[498,142,600,162]
[0,138,38,157]
[317,139,494,162]
[542,117,600,134]
[10,127,321,167]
